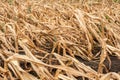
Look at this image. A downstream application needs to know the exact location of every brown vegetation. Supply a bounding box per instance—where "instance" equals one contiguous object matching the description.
[0,0,120,80]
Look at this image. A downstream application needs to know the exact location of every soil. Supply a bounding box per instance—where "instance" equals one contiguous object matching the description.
[75,56,120,80]
[76,56,120,73]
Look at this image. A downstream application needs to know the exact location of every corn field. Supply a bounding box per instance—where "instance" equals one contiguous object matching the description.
[0,0,120,80]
